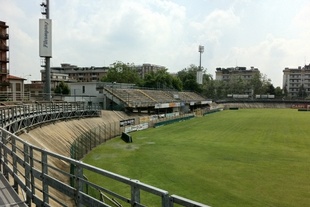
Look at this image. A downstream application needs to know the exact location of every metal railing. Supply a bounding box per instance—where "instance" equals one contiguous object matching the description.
[0,102,210,207]
[0,102,101,133]
[0,128,210,207]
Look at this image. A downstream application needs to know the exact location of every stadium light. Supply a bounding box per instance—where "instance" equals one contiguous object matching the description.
[198,45,204,70]
[197,45,204,84]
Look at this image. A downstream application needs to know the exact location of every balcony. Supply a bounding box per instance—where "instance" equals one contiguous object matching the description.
[0,58,9,63]
[0,45,9,51]
[0,69,8,74]
[0,34,9,39]
[0,81,10,87]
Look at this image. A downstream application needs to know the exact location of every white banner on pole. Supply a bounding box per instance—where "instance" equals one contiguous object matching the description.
[39,19,52,57]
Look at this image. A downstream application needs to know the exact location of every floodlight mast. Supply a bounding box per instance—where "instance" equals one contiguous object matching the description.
[198,45,204,71]
[196,45,204,85]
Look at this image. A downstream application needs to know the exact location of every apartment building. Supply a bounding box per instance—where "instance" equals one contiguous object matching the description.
[215,66,260,81]
[283,64,310,97]
[24,80,48,101]
[41,63,109,85]
[136,63,166,78]
[41,63,165,85]
[0,21,9,92]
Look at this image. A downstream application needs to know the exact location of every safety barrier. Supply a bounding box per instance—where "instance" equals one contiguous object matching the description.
[154,115,195,128]
[0,102,101,133]
[203,108,221,115]
[0,103,210,206]
[0,127,209,206]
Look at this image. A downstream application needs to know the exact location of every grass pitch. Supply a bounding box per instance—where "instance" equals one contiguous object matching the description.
[83,109,310,207]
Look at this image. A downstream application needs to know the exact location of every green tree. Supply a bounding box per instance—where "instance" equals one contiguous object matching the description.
[283,86,288,97]
[54,81,70,94]
[298,84,307,99]
[212,72,275,99]
[171,76,183,91]
[143,69,182,90]
[177,65,203,93]
[227,76,249,94]
[201,73,215,98]
[249,73,263,95]
[213,80,226,99]
[101,61,142,85]
[274,86,283,98]
[266,83,275,95]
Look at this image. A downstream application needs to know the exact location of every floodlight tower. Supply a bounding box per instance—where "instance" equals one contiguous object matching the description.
[39,0,52,101]
[198,45,204,70]
[197,45,204,84]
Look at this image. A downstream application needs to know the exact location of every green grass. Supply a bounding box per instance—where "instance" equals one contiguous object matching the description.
[83,109,310,207]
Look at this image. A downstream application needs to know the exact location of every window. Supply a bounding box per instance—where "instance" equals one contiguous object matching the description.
[16,83,21,92]
[82,86,85,93]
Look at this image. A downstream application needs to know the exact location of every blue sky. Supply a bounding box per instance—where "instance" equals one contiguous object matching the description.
[1,0,310,87]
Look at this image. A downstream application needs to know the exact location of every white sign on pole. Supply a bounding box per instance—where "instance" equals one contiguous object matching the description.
[196,70,203,84]
[39,19,52,57]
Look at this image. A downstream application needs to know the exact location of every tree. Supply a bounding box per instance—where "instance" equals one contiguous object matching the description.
[143,69,182,90]
[274,86,283,98]
[171,76,183,91]
[227,76,248,94]
[212,80,226,99]
[266,83,275,95]
[54,81,70,94]
[177,65,203,93]
[249,73,263,95]
[283,86,288,97]
[201,74,215,98]
[298,84,307,99]
[101,61,142,85]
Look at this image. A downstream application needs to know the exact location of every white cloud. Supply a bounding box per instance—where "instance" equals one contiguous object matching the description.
[191,8,240,43]
[2,0,310,87]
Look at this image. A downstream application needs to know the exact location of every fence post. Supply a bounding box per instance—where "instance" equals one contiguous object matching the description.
[42,151,49,204]
[75,162,84,207]
[24,143,32,205]
[2,131,9,180]
[29,146,35,201]
[131,180,140,206]
[11,136,18,193]
[162,192,170,207]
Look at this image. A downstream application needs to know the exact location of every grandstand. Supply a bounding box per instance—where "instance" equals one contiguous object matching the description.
[97,83,211,113]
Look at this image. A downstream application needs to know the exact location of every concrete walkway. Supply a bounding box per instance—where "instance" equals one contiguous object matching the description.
[0,173,27,207]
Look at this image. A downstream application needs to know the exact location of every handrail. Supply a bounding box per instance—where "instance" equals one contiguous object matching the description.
[0,102,210,207]
[0,102,101,133]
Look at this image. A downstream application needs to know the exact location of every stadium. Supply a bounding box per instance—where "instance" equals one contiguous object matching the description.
[1,86,310,207]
